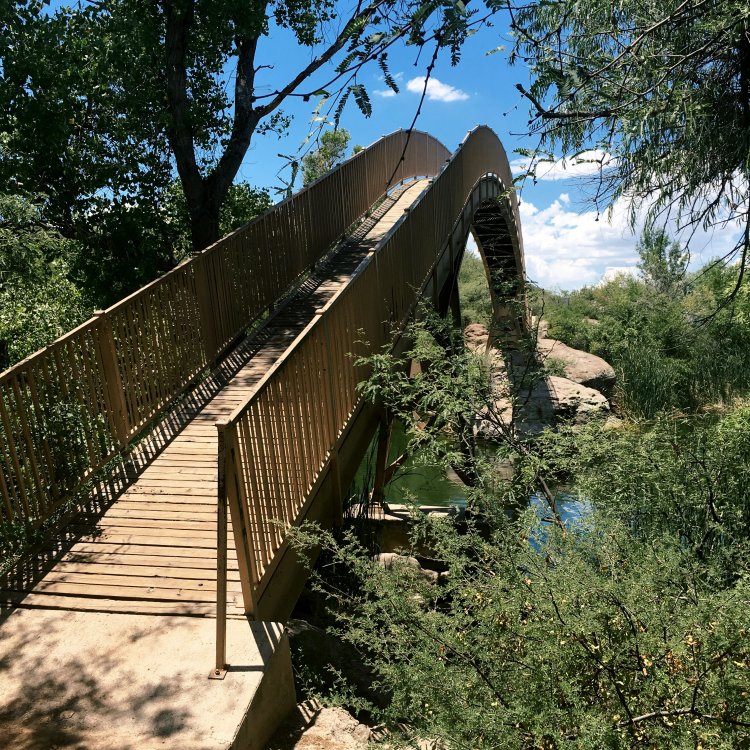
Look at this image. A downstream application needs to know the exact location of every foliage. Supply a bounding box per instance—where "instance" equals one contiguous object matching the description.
[148,180,273,265]
[96,0,492,249]
[1,3,281,310]
[218,182,273,235]
[288,303,750,748]
[358,309,491,476]
[542,354,568,378]
[0,193,90,369]
[458,252,493,326]
[0,3,172,235]
[637,227,689,295]
[572,410,750,580]
[293,406,750,749]
[539,263,750,417]
[302,129,355,185]
[510,0,750,290]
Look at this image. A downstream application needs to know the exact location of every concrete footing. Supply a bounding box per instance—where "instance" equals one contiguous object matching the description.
[0,608,296,749]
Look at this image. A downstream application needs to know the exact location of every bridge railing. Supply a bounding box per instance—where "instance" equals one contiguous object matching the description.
[216,127,521,663]
[0,129,448,529]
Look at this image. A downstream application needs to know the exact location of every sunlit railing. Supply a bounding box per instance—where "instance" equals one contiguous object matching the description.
[0,129,447,528]
[214,126,521,670]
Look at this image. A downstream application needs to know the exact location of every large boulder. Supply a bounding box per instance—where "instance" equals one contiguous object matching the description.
[476,375,610,438]
[542,375,611,423]
[537,336,616,397]
[512,376,610,435]
[465,322,613,437]
[266,700,371,750]
[464,322,491,353]
[374,552,440,584]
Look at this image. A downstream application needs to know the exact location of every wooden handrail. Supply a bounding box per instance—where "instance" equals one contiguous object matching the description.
[0,129,448,530]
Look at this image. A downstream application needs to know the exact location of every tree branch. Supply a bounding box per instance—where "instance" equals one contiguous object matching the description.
[208,33,262,203]
[253,0,388,121]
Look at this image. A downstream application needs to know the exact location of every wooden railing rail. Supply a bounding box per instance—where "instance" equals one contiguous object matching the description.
[215,126,522,669]
[0,129,447,529]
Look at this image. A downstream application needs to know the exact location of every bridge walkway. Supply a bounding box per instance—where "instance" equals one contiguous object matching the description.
[0,180,428,619]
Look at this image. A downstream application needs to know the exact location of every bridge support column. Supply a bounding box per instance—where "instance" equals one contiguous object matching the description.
[372,411,393,508]
[448,282,462,331]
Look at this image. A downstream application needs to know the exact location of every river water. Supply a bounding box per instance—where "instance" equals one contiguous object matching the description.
[380,421,592,526]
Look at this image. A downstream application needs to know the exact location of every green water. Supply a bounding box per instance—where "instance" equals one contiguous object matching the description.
[382,422,468,507]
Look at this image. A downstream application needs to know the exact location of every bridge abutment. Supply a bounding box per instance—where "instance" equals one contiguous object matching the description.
[0,607,296,749]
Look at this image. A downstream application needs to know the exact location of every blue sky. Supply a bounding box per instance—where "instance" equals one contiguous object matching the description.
[236,10,741,291]
[46,2,738,290]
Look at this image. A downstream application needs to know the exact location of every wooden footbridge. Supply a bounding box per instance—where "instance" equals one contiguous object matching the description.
[0,126,525,716]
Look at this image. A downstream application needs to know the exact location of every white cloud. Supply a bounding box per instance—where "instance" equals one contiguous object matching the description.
[601,266,639,283]
[520,195,644,290]
[511,150,614,182]
[374,71,403,97]
[406,76,469,102]
[519,191,743,290]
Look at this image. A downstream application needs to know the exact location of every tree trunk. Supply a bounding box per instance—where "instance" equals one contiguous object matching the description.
[189,198,222,252]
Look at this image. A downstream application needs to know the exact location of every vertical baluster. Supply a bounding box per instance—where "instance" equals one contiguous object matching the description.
[94,311,130,449]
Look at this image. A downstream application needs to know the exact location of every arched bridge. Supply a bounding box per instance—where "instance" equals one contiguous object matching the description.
[0,127,525,675]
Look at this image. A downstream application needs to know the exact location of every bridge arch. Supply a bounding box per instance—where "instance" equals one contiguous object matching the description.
[393,126,528,346]
[0,125,528,672]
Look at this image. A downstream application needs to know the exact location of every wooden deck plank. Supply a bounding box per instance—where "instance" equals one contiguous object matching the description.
[53,561,241,580]
[10,579,220,602]
[55,542,232,560]
[0,591,240,617]
[37,570,239,592]
[77,518,219,533]
[69,530,221,546]
[84,507,217,520]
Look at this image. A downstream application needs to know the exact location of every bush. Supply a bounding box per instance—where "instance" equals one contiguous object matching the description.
[541,269,750,417]
[291,403,750,749]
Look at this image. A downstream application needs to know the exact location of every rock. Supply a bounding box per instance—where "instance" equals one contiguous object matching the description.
[464,322,613,437]
[533,318,549,338]
[515,376,610,434]
[464,323,490,352]
[266,700,371,750]
[374,553,440,584]
[537,337,616,397]
[476,375,610,438]
[544,375,610,423]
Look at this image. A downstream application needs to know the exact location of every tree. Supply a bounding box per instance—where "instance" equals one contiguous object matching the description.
[458,252,493,325]
[0,3,187,305]
[147,0,487,249]
[290,377,750,748]
[302,129,355,185]
[636,227,688,294]
[509,0,750,299]
[2,1,494,254]
[0,3,173,236]
[0,192,89,369]
[0,3,278,305]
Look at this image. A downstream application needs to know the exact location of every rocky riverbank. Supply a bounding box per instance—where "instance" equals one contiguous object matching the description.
[465,322,616,436]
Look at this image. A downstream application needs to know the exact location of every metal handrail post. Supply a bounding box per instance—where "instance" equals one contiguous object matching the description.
[210,421,229,680]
